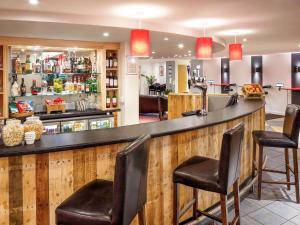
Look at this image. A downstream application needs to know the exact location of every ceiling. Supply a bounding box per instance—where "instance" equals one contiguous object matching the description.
[0,0,299,58]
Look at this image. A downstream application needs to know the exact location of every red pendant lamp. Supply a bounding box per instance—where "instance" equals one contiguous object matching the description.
[229,36,243,61]
[196,37,213,59]
[130,29,150,58]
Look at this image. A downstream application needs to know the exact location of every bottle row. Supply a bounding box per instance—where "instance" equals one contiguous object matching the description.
[106,92,118,108]
[11,74,99,97]
[106,52,118,69]
[13,54,96,75]
[106,72,118,88]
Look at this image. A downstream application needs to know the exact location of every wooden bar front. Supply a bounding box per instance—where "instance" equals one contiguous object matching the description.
[0,106,265,225]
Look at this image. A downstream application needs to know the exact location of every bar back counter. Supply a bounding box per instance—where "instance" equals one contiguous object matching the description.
[0,99,265,225]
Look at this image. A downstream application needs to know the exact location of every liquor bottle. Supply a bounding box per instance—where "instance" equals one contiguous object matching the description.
[73,77,78,93]
[55,61,61,74]
[106,95,111,108]
[88,57,92,73]
[109,72,114,88]
[106,55,109,68]
[106,74,110,88]
[77,57,82,73]
[108,53,113,68]
[15,55,22,74]
[25,55,32,74]
[85,78,90,93]
[41,75,48,94]
[112,91,117,108]
[31,80,38,95]
[35,59,42,73]
[113,74,118,88]
[11,74,20,97]
[113,53,118,68]
[69,78,74,93]
[20,78,26,96]
[80,77,85,93]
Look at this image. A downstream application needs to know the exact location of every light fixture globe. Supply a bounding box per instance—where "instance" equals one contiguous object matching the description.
[196,37,213,59]
[130,29,150,57]
[229,43,243,61]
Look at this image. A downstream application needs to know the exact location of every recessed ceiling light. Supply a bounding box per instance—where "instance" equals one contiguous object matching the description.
[174,54,178,57]
[188,50,191,53]
[152,51,156,54]
[103,32,109,37]
[21,49,25,52]
[29,0,39,5]
[241,44,245,48]
[164,37,169,41]
[184,54,187,57]
[298,44,300,48]
[243,38,247,42]
[178,43,184,49]
[188,54,192,57]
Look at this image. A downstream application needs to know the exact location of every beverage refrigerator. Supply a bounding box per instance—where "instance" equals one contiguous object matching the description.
[42,115,114,135]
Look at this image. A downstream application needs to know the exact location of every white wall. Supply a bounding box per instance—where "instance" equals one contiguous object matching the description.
[263,53,291,115]
[120,42,139,126]
[203,59,222,94]
[230,56,251,93]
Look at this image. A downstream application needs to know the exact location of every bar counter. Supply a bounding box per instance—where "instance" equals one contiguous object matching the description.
[0,99,265,225]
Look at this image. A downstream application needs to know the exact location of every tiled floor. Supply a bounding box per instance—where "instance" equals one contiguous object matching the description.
[197,117,300,225]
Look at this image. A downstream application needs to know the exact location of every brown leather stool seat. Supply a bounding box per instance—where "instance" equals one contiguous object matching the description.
[173,123,245,225]
[252,104,300,204]
[173,156,221,194]
[252,130,298,148]
[56,135,151,225]
[56,180,113,225]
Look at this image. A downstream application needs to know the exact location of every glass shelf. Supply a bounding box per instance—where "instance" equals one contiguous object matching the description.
[10,92,101,98]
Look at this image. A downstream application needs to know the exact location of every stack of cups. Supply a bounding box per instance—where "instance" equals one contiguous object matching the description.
[24,131,36,145]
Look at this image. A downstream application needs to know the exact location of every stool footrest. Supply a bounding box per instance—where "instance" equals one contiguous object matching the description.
[196,209,222,223]
[263,168,287,174]
[230,215,240,225]
[178,199,195,219]
[262,180,296,185]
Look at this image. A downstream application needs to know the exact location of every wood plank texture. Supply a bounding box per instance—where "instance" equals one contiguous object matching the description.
[0,107,265,225]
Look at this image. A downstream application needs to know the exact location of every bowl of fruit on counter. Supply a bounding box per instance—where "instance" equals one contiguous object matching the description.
[242,84,264,100]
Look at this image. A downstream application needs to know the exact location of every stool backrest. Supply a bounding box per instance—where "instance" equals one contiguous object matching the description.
[112,134,151,225]
[283,104,300,145]
[218,123,244,193]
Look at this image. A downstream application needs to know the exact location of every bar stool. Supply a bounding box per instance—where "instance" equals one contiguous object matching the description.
[252,104,300,203]
[55,134,151,225]
[173,123,244,225]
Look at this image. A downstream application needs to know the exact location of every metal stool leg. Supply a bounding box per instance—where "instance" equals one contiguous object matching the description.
[220,195,228,225]
[293,149,300,204]
[285,148,291,190]
[257,146,264,200]
[173,183,179,225]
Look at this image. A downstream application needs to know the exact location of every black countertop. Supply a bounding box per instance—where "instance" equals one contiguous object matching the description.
[0,99,264,157]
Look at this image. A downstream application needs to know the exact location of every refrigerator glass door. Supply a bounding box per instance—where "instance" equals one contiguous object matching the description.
[89,117,114,130]
[43,122,60,135]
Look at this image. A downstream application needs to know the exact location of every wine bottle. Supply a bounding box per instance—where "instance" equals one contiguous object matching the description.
[113,53,118,68]
[113,74,118,88]
[112,91,117,108]
[106,95,111,108]
[20,78,26,96]
[109,72,114,88]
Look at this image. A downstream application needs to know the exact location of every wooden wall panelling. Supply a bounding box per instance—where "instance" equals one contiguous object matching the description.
[0,157,9,225]
[36,154,49,225]
[9,156,23,225]
[22,155,36,225]
[48,151,73,225]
